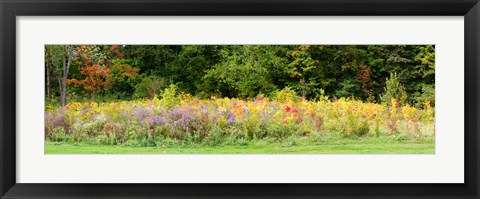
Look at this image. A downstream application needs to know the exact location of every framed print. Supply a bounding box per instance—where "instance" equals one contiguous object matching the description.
[1,0,479,198]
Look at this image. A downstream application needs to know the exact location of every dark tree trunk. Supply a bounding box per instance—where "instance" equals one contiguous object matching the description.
[45,48,52,100]
[60,46,67,106]
[61,83,67,106]
[52,45,73,107]
[58,76,63,106]
[59,45,73,107]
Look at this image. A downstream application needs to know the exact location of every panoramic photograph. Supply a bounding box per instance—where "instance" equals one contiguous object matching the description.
[44,45,435,154]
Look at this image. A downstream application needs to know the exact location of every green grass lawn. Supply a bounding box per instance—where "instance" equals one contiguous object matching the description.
[45,136,435,154]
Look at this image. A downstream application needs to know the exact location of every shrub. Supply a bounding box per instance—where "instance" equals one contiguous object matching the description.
[134,76,166,99]
[415,84,435,107]
[266,124,292,139]
[49,127,69,142]
[204,126,226,146]
[381,73,408,106]
[343,116,370,136]
[103,122,127,143]
[273,87,297,102]
[161,84,179,110]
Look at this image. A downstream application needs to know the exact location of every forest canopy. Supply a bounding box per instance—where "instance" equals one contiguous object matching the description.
[45,45,435,107]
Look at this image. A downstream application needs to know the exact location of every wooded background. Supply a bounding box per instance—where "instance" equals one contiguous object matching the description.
[45,45,435,106]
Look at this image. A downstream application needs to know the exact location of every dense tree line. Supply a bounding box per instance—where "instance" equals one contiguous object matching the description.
[45,45,435,106]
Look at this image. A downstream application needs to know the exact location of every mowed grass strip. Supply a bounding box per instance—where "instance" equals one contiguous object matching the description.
[45,137,434,154]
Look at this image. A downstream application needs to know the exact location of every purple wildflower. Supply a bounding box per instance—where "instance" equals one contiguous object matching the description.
[174,116,191,131]
[169,107,198,131]
[168,107,184,117]
[134,108,151,121]
[227,111,236,125]
[52,114,66,128]
[150,115,166,126]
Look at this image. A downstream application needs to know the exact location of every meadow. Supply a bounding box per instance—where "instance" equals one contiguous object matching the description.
[45,87,435,154]
[44,45,435,154]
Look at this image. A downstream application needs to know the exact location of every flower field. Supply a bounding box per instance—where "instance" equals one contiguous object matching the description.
[45,91,435,148]
[44,45,436,153]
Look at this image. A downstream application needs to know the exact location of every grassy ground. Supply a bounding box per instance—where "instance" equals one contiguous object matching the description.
[45,136,435,154]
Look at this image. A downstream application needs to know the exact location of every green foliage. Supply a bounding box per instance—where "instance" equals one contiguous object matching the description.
[48,127,69,142]
[204,46,284,98]
[204,126,226,146]
[134,76,167,99]
[272,87,297,101]
[335,79,360,99]
[414,45,435,79]
[161,84,179,109]
[286,45,321,97]
[106,58,140,98]
[122,45,174,74]
[381,73,408,105]
[48,45,434,107]
[327,113,370,137]
[415,84,435,107]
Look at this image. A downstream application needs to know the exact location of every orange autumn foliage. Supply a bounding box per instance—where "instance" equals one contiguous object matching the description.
[67,63,111,93]
[67,45,139,95]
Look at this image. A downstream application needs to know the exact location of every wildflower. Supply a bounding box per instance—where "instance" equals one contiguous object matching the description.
[80,106,90,115]
[218,106,226,113]
[292,108,298,114]
[168,107,183,116]
[134,108,151,121]
[227,111,236,125]
[285,106,291,112]
[150,115,166,126]
[52,114,66,128]
[174,116,191,131]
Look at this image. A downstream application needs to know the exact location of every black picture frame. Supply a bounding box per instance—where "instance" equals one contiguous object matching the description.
[1,0,479,198]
